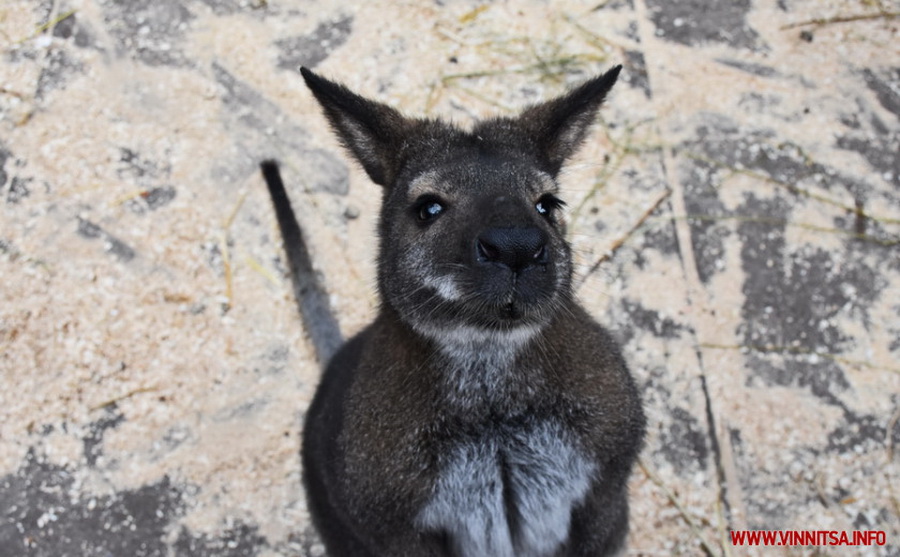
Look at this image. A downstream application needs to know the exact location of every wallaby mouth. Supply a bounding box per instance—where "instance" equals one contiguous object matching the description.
[472,277,555,329]
[502,301,523,321]
[490,261,559,320]
[496,270,540,321]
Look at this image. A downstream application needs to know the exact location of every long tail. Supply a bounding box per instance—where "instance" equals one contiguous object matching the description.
[260,160,343,365]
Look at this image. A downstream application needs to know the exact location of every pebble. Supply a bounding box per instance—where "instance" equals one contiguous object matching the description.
[344,205,361,220]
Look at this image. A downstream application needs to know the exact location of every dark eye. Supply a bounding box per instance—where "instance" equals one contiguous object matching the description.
[535,194,565,218]
[414,196,445,223]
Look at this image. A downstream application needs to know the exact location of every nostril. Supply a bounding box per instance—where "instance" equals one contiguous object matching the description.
[477,238,500,262]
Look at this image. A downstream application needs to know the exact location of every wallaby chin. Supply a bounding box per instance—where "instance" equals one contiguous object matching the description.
[295,65,645,557]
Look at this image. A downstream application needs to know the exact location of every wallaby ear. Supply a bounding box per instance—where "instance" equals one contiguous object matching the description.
[300,67,411,187]
[517,65,622,177]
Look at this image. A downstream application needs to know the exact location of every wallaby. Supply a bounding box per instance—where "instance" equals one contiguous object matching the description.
[297,65,645,557]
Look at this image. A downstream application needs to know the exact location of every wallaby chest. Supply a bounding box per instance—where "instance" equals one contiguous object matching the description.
[409,331,594,557]
[417,416,595,557]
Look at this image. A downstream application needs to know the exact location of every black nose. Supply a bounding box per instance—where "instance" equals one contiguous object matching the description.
[476,227,548,272]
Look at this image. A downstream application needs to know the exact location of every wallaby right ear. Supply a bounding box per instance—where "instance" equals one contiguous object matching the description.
[515,65,622,177]
[301,68,411,187]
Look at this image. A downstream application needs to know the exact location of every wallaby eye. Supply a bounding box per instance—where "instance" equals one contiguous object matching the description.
[535,194,565,219]
[414,196,445,223]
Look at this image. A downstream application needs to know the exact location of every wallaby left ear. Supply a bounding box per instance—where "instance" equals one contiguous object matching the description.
[300,67,412,187]
[517,65,622,177]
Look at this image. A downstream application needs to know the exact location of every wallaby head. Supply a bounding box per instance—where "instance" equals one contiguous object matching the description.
[301,67,621,348]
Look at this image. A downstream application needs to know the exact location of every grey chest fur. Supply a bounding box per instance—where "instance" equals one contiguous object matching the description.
[416,419,596,557]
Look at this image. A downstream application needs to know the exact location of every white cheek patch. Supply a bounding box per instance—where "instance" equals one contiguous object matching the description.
[422,273,463,302]
[417,420,596,557]
[402,244,463,302]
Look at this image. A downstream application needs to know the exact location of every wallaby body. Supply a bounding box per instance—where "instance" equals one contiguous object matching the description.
[299,66,645,557]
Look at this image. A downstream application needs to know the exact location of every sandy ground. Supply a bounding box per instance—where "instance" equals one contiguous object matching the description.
[1,0,899,555]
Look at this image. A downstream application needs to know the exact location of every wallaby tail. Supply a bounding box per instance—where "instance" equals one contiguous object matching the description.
[260,160,343,365]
